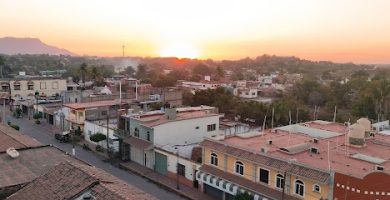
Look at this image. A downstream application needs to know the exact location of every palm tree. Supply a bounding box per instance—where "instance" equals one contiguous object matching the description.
[80,63,88,89]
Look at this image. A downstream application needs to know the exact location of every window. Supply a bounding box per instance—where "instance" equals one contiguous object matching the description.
[259,168,269,184]
[235,161,244,175]
[14,82,21,91]
[177,164,185,176]
[101,111,108,116]
[313,184,321,193]
[52,81,58,89]
[27,82,34,90]
[195,126,199,129]
[210,153,218,166]
[276,174,284,189]
[295,180,305,197]
[207,124,216,132]
[88,130,92,137]
[146,133,150,141]
[40,82,46,89]
[134,128,139,137]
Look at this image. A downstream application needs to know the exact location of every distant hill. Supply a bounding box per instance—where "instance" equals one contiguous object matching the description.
[0,37,76,56]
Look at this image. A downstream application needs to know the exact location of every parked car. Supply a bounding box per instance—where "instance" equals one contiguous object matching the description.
[54,131,71,143]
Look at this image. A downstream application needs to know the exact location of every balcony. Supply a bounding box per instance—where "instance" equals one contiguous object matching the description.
[115,129,130,138]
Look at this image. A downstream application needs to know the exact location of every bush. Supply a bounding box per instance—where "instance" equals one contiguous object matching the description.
[10,124,20,131]
[35,120,40,124]
[90,133,107,143]
[95,145,104,152]
[33,112,42,120]
[74,128,82,136]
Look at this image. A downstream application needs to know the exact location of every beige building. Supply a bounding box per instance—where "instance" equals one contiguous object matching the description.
[0,77,67,100]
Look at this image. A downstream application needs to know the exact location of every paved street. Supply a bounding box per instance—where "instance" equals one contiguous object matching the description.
[5,108,185,200]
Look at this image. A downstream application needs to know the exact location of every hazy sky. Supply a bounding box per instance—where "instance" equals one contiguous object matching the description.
[1,0,390,63]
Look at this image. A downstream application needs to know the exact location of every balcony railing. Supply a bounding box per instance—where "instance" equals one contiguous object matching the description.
[115,129,130,138]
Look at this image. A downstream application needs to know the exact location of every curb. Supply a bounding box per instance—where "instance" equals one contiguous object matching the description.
[119,163,196,200]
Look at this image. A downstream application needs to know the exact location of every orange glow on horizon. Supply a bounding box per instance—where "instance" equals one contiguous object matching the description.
[1,0,390,64]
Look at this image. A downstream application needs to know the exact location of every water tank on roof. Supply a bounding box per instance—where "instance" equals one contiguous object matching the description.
[357,118,371,132]
[348,123,365,146]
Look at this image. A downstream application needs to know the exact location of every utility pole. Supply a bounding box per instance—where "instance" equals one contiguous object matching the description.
[106,106,110,157]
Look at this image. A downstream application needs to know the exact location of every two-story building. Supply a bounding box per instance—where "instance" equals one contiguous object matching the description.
[0,76,67,101]
[62,100,128,132]
[197,119,390,200]
[116,106,221,186]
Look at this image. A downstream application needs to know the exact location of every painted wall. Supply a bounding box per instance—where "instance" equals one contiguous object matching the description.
[203,147,330,200]
[155,149,200,187]
[84,120,119,152]
[153,115,219,146]
[10,79,67,100]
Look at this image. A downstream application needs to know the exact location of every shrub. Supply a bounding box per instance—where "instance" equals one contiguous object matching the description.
[74,129,82,136]
[35,120,40,124]
[10,124,20,131]
[90,133,107,143]
[96,145,104,152]
[33,112,42,120]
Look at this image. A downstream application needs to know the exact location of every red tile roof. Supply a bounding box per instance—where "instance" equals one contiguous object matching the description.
[0,124,41,152]
[0,146,82,188]
[123,136,152,150]
[7,162,156,200]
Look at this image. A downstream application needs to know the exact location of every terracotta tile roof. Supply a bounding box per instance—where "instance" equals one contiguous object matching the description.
[123,136,152,150]
[0,146,81,188]
[7,162,156,200]
[0,124,41,152]
[200,165,300,200]
[201,139,330,183]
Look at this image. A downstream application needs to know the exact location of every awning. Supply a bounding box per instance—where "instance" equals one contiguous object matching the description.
[123,136,152,150]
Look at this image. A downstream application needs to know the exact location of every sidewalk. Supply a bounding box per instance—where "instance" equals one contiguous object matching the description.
[120,162,216,200]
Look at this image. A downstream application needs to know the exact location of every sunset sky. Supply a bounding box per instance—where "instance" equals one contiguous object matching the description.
[1,0,390,64]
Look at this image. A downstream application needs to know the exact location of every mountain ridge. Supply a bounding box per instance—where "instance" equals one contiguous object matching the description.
[0,37,76,56]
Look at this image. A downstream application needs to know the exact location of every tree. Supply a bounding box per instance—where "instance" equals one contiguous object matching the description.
[121,66,135,77]
[90,133,107,143]
[135,64,148,80]
[90,66,104,86]
[80,63,88,89]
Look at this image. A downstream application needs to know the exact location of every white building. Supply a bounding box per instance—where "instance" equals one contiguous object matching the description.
[84,119,120,152]
[0,77,67,101]
[233,88,258,99]
[116,106,221,186]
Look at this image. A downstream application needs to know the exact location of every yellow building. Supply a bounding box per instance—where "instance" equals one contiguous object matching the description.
[197,138,332,200]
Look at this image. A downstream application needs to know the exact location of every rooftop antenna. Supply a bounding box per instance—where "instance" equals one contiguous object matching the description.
[122,45,125,57]
[333,106,337,123]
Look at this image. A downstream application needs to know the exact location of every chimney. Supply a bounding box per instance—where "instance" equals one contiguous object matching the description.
[165,107,177,120]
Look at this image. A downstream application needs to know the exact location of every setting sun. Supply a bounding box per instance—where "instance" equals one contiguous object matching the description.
[159,43,199,59]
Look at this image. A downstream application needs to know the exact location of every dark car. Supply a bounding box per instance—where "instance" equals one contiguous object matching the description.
[55,131,71,143]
